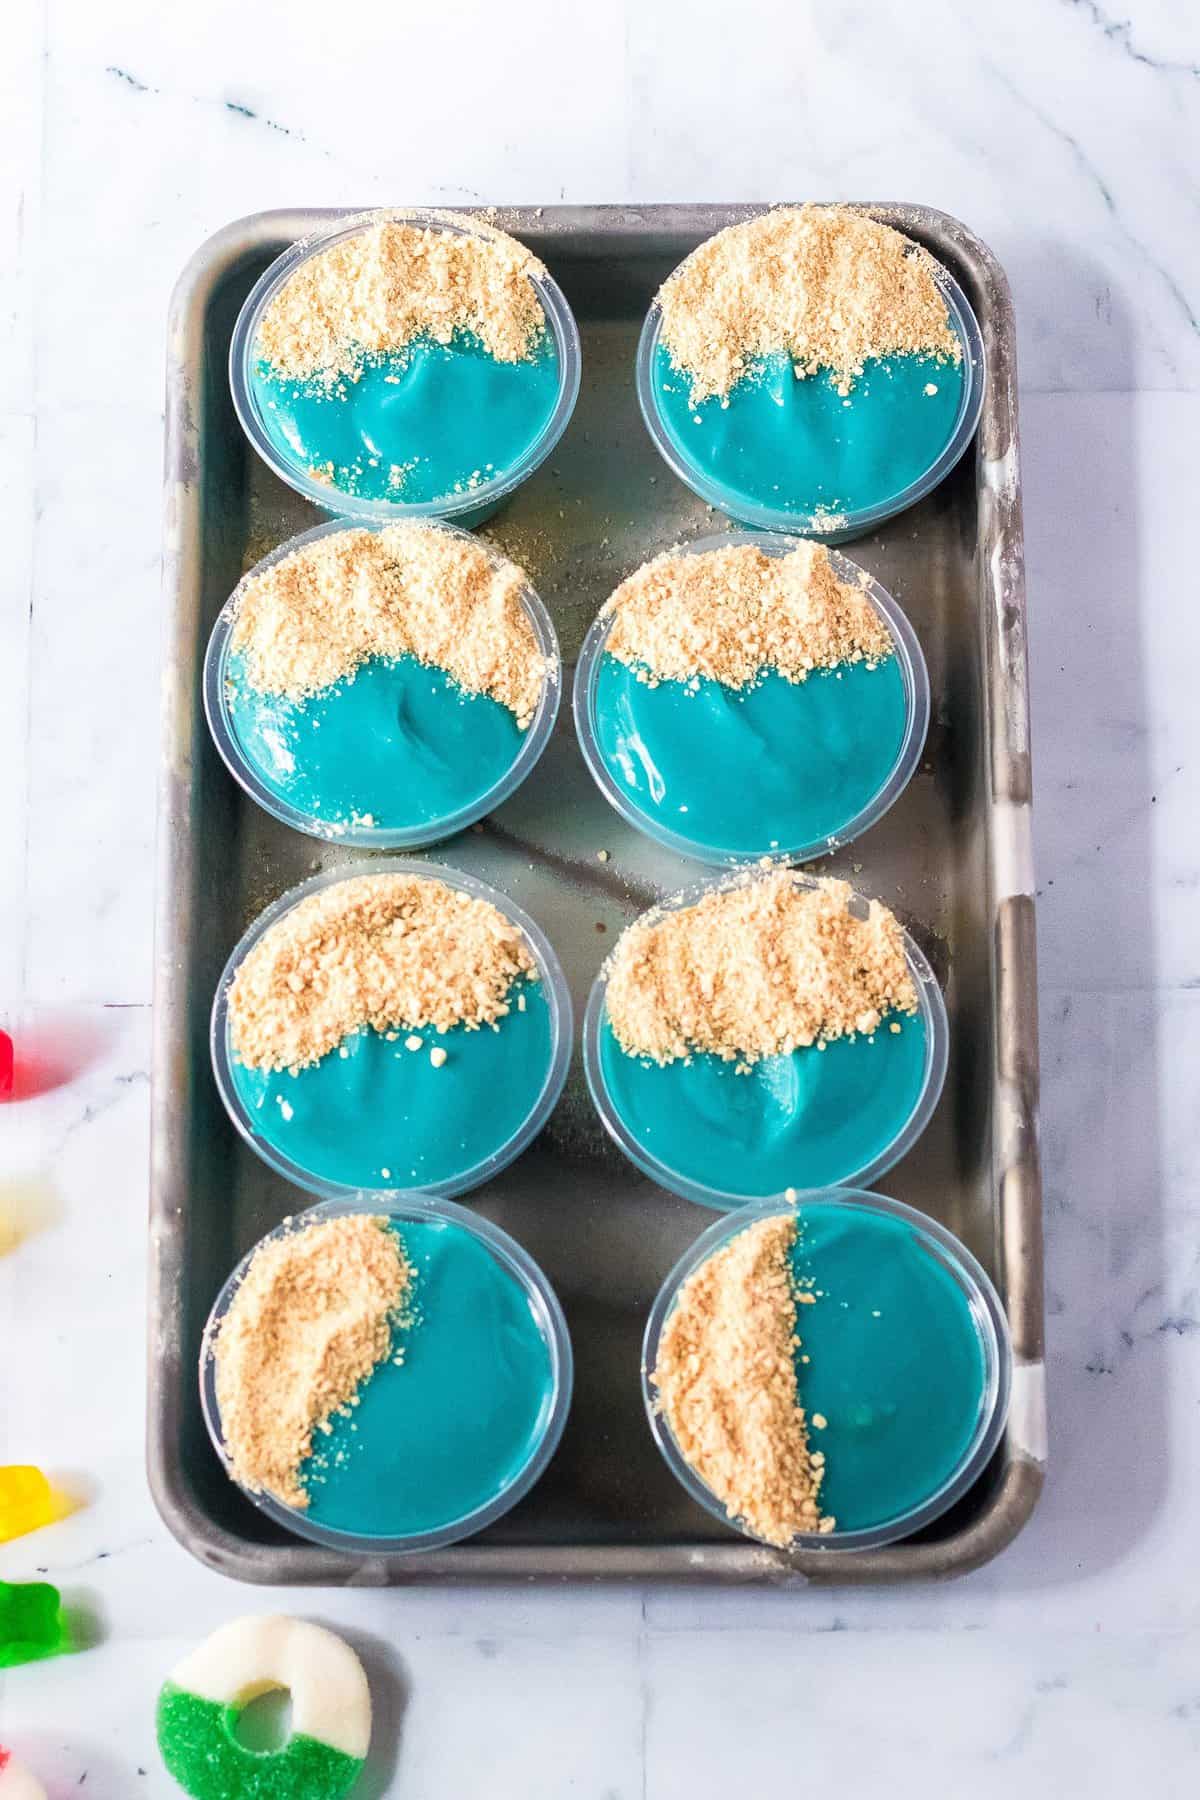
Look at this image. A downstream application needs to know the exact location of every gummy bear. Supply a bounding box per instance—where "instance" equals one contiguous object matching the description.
[0,1469,61,1544]
[0,1581,69,1670]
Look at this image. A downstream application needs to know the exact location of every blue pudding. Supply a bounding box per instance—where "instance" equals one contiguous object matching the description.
[788,1203,989,1531]
[598,1008,928,1198]
[239,216,578,515]
[230,981,554,1192]
[302,1219,557,1538]
[220,868,566,1200]
[250,331,562,506]
[591,653,908,858]
[651,340,964,522]
[225,648,528,834]
[213,516,555,842]
[580,537,920,861]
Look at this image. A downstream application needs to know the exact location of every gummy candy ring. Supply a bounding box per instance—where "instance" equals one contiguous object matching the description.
[156,1616,370,1800]
[0,1748,47,1800]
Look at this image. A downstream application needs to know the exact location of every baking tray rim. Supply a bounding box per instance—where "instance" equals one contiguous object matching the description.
[151,200,1044,1586]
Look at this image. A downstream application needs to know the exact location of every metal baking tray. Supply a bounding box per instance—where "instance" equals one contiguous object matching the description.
[151,204,1044,1584]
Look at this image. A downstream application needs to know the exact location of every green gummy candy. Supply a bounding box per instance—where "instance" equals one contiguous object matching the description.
[0,1579,70,1669]
[156,1686,364,1800]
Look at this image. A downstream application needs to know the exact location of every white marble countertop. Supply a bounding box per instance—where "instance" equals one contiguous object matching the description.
[2,0,1198,1792]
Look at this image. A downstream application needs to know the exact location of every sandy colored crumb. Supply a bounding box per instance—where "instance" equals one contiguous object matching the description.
[229,872,535,1073]
[606,871,917,1066]
[602,541,892,688]
[481,517,561,592]
[658,205,961,404]
[230,523,550,729]
[652,1215,833,1545]
[258,218,548,384]
[214,1213,411,1510]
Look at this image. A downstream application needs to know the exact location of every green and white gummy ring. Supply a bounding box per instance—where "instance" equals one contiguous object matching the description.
[156,1615,370,1800]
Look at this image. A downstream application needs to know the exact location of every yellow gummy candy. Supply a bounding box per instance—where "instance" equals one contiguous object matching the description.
[0,1467,63,1543]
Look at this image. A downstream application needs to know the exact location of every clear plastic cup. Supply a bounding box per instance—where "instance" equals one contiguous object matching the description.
[642,1189,1010,1552]
[636,245,985,543]
[583,870,949,1210]
[230,207,582,525]
[204,516,561,850]
[572,531,929,865]
[211,860,573,1201]
[201,1195,573,1555]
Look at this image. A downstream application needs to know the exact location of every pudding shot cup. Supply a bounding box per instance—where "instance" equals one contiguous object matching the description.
[201,1197,573,1554]
[204,516,561,850]
[212,861,572,1201]
[573,531,929,865]
[230,208,582,525]
[637,208,985,541]
[642,1191,1011,1551]
[584,870,949,1210]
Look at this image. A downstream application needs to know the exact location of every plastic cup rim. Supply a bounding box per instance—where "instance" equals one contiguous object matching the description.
[641,1187,1012,1552]
[202,514,562,849]
[635,251,986,540]
[582,867,950,1211]
[228,206,583,523]
[199,1192,574,1555]
[210,858,573,1201]
[572,531,930,865]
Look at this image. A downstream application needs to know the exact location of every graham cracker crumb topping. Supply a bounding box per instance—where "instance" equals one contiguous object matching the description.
[602,541,893,688]
[652,1215,833,1546]
[658,205,961,405]
[214,1213,411,1510]
[258,218,549,384]
[229,873,536,1073]
[230,524,550,729]
[605,872,917,1066]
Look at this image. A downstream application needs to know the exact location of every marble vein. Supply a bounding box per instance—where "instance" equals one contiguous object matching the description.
[103,63,320,153]
[1062,0,1200,79]
[987,61,1200,341]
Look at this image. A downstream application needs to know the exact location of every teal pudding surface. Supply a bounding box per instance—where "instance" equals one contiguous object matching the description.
[592,653,908,857]
[229,980,553,1191]
[599,1008,927,1197]
[225,648,528,832]
[787,1203,989,1531]
[301,1219,556,1537]
[652,340,964,519]
[250,330,561,505]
